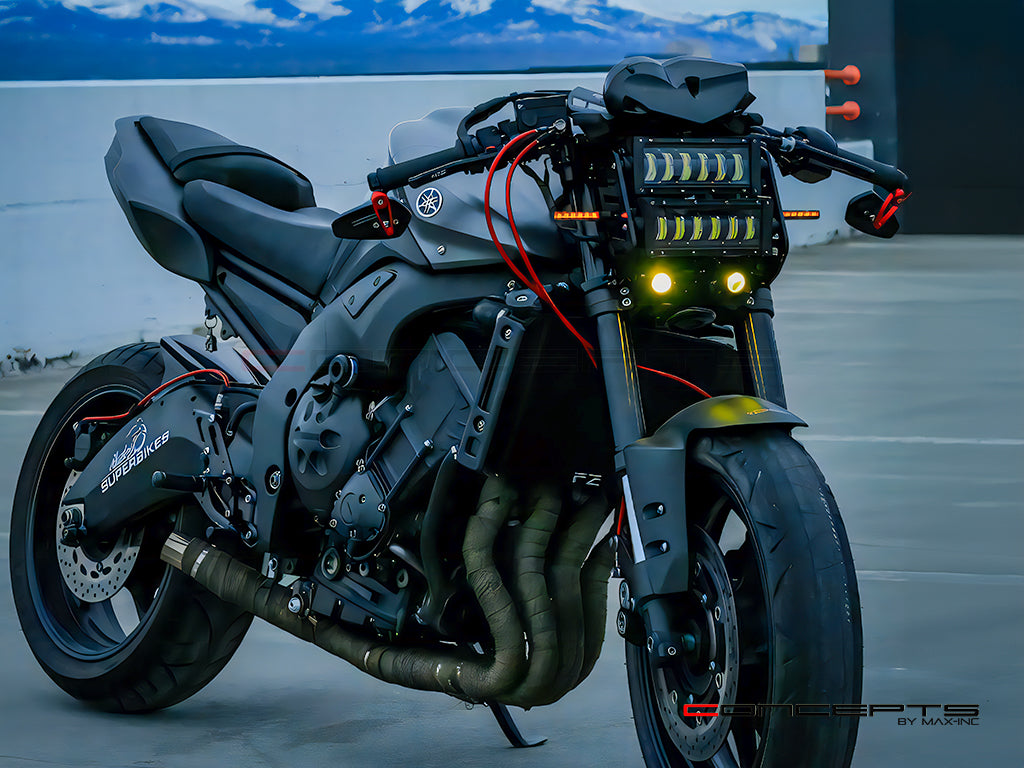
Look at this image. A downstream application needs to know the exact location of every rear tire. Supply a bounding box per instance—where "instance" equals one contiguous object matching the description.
[626,429,862,767]
[9,343,253,712]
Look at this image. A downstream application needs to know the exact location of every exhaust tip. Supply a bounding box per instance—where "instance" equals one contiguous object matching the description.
[161,531,193,571]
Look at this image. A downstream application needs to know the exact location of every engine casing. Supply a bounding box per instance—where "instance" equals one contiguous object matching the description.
[287,376,370,514]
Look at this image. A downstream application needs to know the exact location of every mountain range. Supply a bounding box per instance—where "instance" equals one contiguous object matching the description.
[0,0,827,80]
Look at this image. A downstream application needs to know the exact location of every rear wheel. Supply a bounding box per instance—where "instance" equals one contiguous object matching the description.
[626,430,862,768]
[9,343,252,712]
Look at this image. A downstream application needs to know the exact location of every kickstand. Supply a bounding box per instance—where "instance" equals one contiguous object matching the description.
[486,701,548,748]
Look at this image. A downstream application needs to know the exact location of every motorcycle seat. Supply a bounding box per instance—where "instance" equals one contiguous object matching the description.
[183,179,342,297]
[138,116,315,212]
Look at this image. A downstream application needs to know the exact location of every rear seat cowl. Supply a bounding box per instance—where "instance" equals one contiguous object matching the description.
[138,116,315,212]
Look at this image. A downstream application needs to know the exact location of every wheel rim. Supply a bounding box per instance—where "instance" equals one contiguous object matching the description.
[25,385,175,660]
[628,481,773,768]
[652,526,740,762]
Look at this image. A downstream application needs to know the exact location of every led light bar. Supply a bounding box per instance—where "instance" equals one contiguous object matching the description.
[640,199,771,256]
[634,138,760,193]
[783,210,821,219]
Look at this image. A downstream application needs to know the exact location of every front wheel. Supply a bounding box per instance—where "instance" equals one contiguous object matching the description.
[626,430,862,768]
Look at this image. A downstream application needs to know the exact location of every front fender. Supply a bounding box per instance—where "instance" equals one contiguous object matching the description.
[622,395,806,599]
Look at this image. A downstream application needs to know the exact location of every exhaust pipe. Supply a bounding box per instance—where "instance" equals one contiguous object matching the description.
[575,532,615,689]
[162,477,528,702]
[500,491,614,709]
[161,477,614,708]
[500,486,561,708]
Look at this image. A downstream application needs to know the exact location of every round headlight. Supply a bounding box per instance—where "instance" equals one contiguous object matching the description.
[726,272,747,293]
[651,273,673,294]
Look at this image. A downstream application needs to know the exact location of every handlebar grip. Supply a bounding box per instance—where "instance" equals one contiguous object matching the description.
[368,145,469,191]
[832,146,909,191]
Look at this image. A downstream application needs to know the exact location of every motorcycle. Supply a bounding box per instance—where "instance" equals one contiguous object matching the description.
[10,56,910,767]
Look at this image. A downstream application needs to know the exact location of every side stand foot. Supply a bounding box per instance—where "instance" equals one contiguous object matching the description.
[486,701,548,748]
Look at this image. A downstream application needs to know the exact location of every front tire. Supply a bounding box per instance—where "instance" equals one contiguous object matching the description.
[9,343,253,712]
[626,430,862,768]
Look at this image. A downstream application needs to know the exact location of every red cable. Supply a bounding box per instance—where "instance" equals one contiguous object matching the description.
[505,140,547,294]
[637,365,712,399]
[79,368,231,423]
[504,139,597,367]
[616,496,626,537]
[483,130,539,290]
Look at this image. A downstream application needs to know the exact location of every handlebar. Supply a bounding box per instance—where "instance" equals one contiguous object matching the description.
[830,145,908,191]
[368,144,469,192]
[368,97,910,199]
[756,125,909,192]
[369,90,571,192]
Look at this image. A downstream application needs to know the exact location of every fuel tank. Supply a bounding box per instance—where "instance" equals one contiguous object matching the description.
[388,108,564,270]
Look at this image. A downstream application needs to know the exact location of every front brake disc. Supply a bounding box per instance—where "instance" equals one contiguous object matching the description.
[652,526,740,761]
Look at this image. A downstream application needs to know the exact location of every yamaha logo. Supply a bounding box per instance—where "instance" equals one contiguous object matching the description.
[416,187,443,218]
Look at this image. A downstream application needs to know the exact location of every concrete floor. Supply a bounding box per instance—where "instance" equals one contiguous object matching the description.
[1,234,1021,767]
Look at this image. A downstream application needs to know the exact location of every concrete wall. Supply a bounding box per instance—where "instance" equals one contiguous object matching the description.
[0,71,869,361]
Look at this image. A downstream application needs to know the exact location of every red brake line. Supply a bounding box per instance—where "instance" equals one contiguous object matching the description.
[485,130,597,367]
[505,138,597,367]
[486,135,711,392]
[637,365,711,399]
[483,130,539,290]
[79,368,231,424]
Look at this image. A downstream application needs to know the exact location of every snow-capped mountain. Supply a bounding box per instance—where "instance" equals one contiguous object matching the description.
[0,0,826,79]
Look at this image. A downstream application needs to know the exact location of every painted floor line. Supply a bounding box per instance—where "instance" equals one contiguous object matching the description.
[799,434,1024,446]
[858,570,1024,586]
[0,410,45,416]
[784,269,1019,279]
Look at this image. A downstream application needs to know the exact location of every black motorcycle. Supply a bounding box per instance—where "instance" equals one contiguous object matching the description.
[10,56,910,767]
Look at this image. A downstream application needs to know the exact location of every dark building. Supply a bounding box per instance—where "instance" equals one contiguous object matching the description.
[828,0,1023,233]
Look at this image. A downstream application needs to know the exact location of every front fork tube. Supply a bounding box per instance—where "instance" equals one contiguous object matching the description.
[595,311,646,456]
[735,287,787,408]
[580,242,684,657]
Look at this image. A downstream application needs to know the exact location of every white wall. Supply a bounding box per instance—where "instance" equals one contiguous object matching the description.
[0,71,867,360]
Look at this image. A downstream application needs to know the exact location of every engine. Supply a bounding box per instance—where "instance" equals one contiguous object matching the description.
[286,332,481,633]
[270,320,614,710]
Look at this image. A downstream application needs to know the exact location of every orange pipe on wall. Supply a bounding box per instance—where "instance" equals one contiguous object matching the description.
[824,65,861,85]
[826,101,861,121]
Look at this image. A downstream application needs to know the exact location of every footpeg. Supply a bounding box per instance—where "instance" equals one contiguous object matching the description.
[151,471,206,492]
